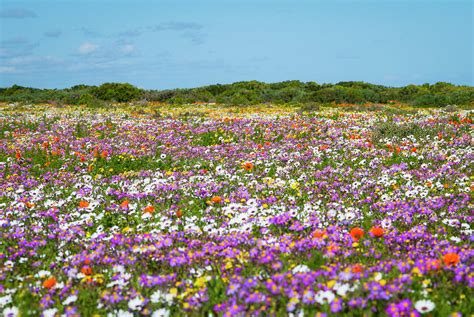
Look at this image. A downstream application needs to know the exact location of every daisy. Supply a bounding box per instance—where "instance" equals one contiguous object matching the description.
[414,299,435,314]
[315,290,335,304]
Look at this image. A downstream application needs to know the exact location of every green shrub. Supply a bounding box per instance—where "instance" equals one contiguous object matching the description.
[92,83,142,102]
[371,121,440,144]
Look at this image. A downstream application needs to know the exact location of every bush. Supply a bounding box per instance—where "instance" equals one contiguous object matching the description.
[443,104,459,113]
[298,103,320,113]
[92,83,142,102]
[371,121,440,144]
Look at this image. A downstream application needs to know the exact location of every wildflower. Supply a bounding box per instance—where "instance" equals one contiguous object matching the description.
[152,308,170,317]
[414,299,435,314]
[78,201,90,208]
[315,290,335,304]
[443,253,460,266]
[350,227,364,241]
[128,296,145,311]
[43,308,58,317]
[81,266,92,276]
[43,277,57,289]
[330,298,343,313]
[211,196,222,204]
[144,205,155,213]
[370,226,384,238]
[3,306,19,317]
[120,200,129,209]
[176,209,183,218]
[313,229,327,239]
[351,264,363,273]
[241,162,254,171]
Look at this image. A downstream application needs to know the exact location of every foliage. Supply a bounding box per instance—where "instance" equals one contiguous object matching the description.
[1,80,473,107]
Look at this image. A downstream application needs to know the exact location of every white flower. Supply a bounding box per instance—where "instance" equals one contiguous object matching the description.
[291,264,310,274]
[314,290,335,304]
[150,290,164,303]
[128,296,145,311]
[42,308,58,317]
[0,295,12,307]
[334,283,351,297]
[152,308,170,317]
[62,294,78,305]
[107,310,134,317]
[414,299,435,314]
[3,306,19,317]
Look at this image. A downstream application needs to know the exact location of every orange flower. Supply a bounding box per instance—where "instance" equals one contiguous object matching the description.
[43,277,56,289]
[78,201,90,208]
[100,150,108,158]
[313,229,327,239]
[443,253,460,267]
[15,150,21,160]
[144,205,155,213]
[176,209,183,218]
[370,226,384,238]
[84,258,91,265]
[351,264,363,273]
[241,162,254,171]
[350,227,364,241]
[211,196,222,204]
[120,200,129,209]
[25,202,34,209]
[81,266,93,276]
[411,147,417,153]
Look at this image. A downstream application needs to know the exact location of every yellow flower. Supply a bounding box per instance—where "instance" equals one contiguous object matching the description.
[194,276,208,288]
[290,181,299,190]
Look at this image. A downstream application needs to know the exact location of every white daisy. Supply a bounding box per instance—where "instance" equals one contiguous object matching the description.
[314,290,335,304]
[414,299,435,314]
[3,306,19,317]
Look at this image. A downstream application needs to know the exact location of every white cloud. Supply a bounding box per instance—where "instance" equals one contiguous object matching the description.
[0,66,17,74]
[78,42,98,54]
[120,44,135,54]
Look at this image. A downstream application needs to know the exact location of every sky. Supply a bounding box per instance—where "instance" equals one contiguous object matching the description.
[0,0,472,89]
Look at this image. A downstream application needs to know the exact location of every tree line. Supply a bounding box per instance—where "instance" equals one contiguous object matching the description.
[1,81,473,107]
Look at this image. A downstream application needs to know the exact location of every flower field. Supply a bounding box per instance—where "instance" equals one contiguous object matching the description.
[0,104,472,316]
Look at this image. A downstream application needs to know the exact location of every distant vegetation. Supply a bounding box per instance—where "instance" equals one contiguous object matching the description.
[1,80,473,107]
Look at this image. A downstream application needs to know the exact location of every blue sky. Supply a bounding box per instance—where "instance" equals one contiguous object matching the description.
[0,0,472,89]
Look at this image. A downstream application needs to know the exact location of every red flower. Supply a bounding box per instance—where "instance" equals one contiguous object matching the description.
[241,162,254,171]
[313,229,327,239]
[120,200,129,209]
[443,253,460,267]
[78,201,90,208]
[144,205,155,213]
[43,277,56,289]
[81,266,93,276]
[351,264,363,273]
[350,227,364,241]
[370,226,384,238]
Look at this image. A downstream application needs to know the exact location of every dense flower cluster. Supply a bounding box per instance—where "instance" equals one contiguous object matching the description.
[0,104,472,316]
